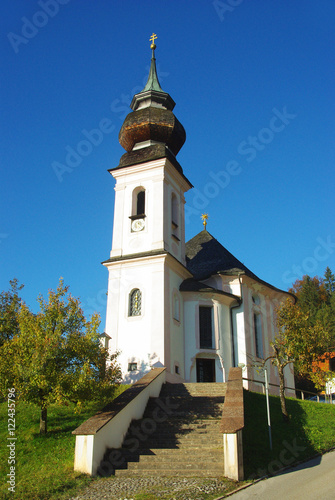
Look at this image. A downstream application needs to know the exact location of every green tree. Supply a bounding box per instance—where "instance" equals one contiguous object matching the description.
[263,298,331,420]
[0,279,121,433]
[289,270,335,381]
[289,275,327,317]
[324,266,335,297]
[0,278,24,346]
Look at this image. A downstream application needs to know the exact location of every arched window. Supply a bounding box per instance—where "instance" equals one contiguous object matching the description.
[129,288,142,317]
[137,190,145,216]
[254,313,263,358]
[252,294,260,305]
[199,306,213,349]
[132,188,145,217]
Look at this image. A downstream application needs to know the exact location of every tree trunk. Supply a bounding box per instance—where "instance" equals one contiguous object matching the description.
[278,365,290,421]
[40,405,47,434]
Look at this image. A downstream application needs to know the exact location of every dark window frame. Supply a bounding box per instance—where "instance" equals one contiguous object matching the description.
[199,306,213,349]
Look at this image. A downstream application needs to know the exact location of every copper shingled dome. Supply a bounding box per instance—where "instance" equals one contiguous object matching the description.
[119,106,186,156]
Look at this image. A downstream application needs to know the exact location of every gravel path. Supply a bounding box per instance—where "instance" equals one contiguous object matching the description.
[69,476,235,500]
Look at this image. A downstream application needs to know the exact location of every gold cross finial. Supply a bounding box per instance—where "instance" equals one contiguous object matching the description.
[150,33,157,49]
[201,213,209,230]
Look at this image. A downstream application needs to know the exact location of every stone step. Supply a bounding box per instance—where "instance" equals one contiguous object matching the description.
[147,429,221,437]
[142,438,221,446]
[141,428,221,438]
[125,421,222,438]
[122,459,224,472]
[138,443,223,456]
[115,468,224,478]
[124,425,221,438]
[143,405,224,415]
[137,451,222,464]
[114,455,223,469]
[158,383,227,398]
[107,446,222,460]
[143,406,224,419]
[128,424,221,436]
[112,441,222,457]
[130,417,221,427]
[162,382,227,391]
[144,396,225,406]
[121,446,222,456]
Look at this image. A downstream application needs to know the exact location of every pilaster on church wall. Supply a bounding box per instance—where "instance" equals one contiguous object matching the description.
[110,184,125,257]
[166,267,187,381]
[162,163,191,265]
[183,298,197,382]
[214,300,231,382]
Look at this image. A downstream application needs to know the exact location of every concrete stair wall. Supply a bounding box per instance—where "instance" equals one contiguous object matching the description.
[100,382,227,477]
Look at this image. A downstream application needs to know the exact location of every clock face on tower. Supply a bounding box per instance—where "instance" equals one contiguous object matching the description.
[131,218,145,232]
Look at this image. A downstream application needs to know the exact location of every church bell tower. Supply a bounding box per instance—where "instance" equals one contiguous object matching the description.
[103,35,193,382]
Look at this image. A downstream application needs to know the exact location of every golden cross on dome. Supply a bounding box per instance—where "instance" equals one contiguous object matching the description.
[201,213,209,230]
[150,33,157,49]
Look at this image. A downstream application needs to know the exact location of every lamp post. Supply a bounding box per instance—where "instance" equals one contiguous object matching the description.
[239,362,272,449]
[263,367,273,450]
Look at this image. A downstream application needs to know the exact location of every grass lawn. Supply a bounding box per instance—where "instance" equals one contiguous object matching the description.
[1,390,334,499]
[243,390,335,479]
[0,386,128,500]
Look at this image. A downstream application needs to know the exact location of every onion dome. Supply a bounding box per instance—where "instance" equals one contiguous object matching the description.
[118,34,186,157]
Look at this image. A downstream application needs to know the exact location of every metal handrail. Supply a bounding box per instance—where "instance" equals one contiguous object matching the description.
[242,377,333,403]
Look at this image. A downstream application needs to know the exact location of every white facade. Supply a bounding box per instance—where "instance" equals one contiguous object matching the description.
[104,161,295,390]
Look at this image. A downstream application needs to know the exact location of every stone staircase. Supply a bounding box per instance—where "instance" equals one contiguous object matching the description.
[101,382,227,477]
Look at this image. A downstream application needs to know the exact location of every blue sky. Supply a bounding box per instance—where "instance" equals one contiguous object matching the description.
[1,0,334,328]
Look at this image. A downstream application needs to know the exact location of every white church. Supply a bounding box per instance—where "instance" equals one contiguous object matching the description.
[103,37,295,391]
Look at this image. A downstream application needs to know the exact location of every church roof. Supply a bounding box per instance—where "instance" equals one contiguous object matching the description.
[140,46,164,93]
[185,230,257,280]
[180,278,241,303]
[185,230,293,297]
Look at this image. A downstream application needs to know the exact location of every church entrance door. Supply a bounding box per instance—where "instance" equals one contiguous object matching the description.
[196,358,215,382]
